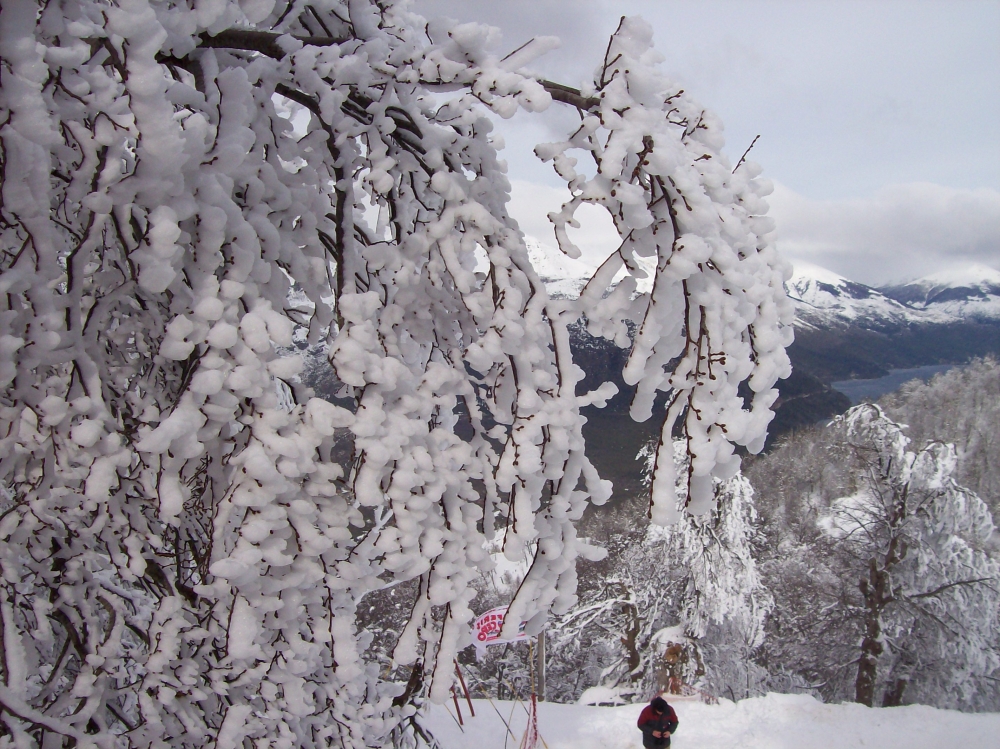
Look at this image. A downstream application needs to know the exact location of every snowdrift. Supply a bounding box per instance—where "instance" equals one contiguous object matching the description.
[424,693,1000,748]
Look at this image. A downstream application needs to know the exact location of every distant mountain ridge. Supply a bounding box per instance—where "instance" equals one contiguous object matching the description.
[880,264,1000,322]
[779,261,1000,383]
[789,262,1000,327]
[523,237,1000,326]
[786,262,924,331]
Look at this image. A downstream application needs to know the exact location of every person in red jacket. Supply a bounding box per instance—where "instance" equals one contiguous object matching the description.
[636,696,679,748]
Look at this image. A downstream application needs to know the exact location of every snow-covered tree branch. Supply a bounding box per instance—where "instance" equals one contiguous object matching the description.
[0,1,791,746]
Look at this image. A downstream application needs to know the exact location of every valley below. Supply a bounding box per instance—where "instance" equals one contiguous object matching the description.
[540,242,1000,502]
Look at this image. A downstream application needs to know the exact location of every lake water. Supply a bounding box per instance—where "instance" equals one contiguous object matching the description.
[832,364,958,405]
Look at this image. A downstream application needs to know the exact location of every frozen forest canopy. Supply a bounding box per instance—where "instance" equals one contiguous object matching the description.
[0,1,792,747]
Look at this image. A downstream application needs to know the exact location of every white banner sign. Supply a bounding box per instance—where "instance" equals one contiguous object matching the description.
[472,606,527,652]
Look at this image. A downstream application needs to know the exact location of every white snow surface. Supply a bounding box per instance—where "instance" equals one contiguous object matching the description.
[917,294,1000,320]
[424,694,1000,749]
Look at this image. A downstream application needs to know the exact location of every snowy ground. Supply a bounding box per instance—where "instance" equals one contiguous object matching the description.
[424,693,1000,749]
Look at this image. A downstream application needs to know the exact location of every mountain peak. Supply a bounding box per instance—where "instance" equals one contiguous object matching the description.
[524,236,659,298]
[524,236,595,280]
[880,263,1000,318]
[787,261,850,287]
[912,263,1000,290]
[524,236,595,299]
[785,262,921,330]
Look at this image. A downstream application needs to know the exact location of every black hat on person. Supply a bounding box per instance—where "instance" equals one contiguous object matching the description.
[651,696,668,713]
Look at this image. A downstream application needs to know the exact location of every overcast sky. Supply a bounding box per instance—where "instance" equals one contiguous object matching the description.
[412,0,1000,285]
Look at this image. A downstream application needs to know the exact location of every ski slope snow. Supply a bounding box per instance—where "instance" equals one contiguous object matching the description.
[424,693,1000,749]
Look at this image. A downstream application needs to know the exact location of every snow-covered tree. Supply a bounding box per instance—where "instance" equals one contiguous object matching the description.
[750,404,1000,710]
[831,405,1000,708]
[542,442,771,704]
[543,566,661,703]
[0,1,791,746]
[538,17,793,525]
[672,471,769,645]
[643,440,771,697]
[634,440,770,643]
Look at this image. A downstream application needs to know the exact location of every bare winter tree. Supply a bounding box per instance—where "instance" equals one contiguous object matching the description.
[0,1,791,746]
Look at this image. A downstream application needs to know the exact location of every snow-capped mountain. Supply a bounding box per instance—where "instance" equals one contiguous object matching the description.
[879,264,1000,321]
[524,236,595,299]
[524,237,658,299]
[785,262,932,330]
[785,262,1000,329]
[523,239,917,330]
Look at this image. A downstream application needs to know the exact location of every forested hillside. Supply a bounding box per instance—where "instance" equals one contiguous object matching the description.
[878,359,1000,518]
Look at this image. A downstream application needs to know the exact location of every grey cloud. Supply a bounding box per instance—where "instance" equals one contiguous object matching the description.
[411,1,999,288]
[770,182,1000,286]
[414,0,999,200]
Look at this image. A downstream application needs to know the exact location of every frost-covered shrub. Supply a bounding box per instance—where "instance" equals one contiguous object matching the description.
[0,1,791,746]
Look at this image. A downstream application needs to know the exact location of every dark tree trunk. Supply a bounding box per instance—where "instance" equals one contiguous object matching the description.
[855,559,887,707]
[854,473,909,707]
[855,531,906,706]
[621,601,642,680]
